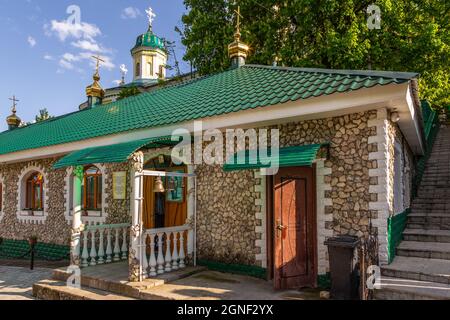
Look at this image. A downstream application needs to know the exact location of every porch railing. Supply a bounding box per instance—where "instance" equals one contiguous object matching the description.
[141,225,191,277]
[80,223,130,267]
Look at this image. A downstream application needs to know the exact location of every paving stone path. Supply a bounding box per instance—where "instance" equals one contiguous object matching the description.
[0,266,53,300]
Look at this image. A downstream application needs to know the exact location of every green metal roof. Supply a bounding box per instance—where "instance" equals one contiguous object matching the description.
[0,65,417,157]
[53,136,181,169]
[132,30,165,51]
[223,144,325,171]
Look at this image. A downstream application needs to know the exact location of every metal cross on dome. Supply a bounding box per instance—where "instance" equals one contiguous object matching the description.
[146,7,156,27]
[9,95,19,113]
[92,55,105,73]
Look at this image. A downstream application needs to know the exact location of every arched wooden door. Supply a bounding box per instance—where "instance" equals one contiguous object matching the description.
[273,166,317,289]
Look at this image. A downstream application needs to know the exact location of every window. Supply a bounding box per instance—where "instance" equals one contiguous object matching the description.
[159,65,164,78]
[135,62,141,77]
[148,62,153,76]
[25,172,44,211]
[82,166,102,211]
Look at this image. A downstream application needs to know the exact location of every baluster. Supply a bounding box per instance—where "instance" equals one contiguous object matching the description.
[142,234,149,278]
[81,231,89,267]
[156,233,165,274]
[106,228,113,263]
[179,231,186,269]
[164,232,172,273]
[89,229,97,266]
[149,233,157,277]
[172,232,179,270]
[113,228,121,261]
[121,227,128,260]
[97,229,105,264]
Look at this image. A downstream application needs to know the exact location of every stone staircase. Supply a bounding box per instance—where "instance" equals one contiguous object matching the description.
[33,261,206,300]
[375,126,450,300]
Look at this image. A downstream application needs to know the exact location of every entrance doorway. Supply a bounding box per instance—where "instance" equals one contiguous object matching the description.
[271,166,317,289]
[142,155,188,229]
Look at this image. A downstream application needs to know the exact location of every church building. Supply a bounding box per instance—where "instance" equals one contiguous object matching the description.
[0,7,432,291]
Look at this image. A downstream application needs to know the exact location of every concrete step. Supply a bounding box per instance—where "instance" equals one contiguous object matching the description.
[373,276,450,300]
[412,204,450,211]
[403,229,450,243]
[415,193,450,199]
[33,280,136,300]
[397,241,450,260]
[413,199,450,205]
[52,264,207,300]
[408,213,450,227]
[382,256,450,285]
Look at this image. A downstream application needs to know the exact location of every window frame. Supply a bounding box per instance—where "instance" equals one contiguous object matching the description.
[25,172,44,211]
[82,165,103,211]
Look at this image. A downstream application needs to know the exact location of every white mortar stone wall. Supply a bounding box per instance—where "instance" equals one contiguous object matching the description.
[254,170,267,268]
[368,108,391,265]
[316,160,333,275]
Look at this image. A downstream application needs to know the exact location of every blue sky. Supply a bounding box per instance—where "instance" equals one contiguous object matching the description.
[0,0,188,131]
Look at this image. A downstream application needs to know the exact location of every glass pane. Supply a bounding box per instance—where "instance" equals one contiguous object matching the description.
[34,184,42,210]
[87,176,95,209]
[85,166,100,175]
[26,181,32,208]
[97,177,102,209]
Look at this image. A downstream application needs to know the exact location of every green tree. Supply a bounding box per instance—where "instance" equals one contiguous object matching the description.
[179,0,449,108]
[118,86,141,100]
[35,108,53,122]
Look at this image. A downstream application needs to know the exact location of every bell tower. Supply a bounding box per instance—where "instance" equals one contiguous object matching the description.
[131,7,167,83]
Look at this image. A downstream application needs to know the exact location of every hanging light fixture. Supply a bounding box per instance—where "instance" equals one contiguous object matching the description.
[153,176,165,193]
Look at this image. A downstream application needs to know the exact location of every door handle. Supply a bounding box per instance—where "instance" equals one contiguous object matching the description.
[276,220,286,238]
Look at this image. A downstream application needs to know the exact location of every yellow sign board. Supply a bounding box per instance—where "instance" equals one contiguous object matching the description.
[113,171,127,200]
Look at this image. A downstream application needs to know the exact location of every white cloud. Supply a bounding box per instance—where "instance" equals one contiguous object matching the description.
[71,40,102,52]
[28,36,37,47]
[44,54,54,60]
[62,53,80,62]
[46,20,101,42]
[121,7,142,19]
[59,59,74,70]
[59,52,115,73]
[112,80,122,85]
[45,16,116,74]
[78,52,115,70]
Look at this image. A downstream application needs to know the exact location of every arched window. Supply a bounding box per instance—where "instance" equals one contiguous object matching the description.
[135,62,141,77]
[82,166,102,211]
[26,172,44,210]
[148,62,153,76]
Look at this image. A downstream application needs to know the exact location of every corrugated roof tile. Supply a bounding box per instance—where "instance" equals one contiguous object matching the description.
[0,65,416,156]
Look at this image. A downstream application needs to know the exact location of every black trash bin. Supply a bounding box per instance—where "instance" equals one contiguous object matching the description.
[325,235,360,300]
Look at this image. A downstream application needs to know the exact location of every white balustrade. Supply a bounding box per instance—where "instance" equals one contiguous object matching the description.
[80,223,130,267]
[142,225,191,278]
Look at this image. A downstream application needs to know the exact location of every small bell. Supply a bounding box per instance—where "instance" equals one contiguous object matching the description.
[153,176,165,193]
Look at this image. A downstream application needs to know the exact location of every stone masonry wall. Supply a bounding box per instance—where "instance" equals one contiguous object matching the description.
[196,110,380,271]
[0,158,70,245]
[0,158,131,246]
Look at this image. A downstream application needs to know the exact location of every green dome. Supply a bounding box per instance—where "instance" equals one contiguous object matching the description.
[133,30,165,51]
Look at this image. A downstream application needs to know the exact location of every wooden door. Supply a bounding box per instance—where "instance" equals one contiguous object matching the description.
[274,166,317,289]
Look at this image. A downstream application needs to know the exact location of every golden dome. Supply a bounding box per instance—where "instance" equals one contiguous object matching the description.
[86,70,105,99]
[6,108,21,128]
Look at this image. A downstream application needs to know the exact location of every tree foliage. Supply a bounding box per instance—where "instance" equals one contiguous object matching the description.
[35,108,53,123]
[179,0,449,108]
[118,86,141,100]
